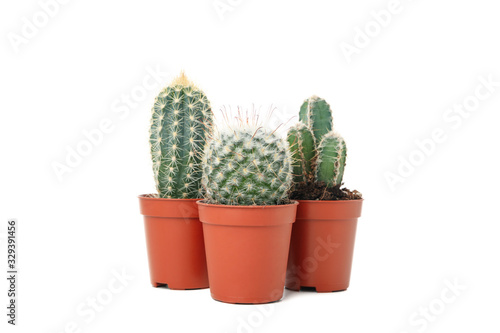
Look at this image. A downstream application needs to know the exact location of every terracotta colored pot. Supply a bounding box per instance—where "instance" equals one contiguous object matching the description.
[197,201,298,304]
[138,195,209,289]
[286,199,363,292]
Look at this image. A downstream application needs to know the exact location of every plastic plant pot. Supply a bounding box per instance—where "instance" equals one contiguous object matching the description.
[197,200,298,304]
[286,199,363,292]
[138,195,209,290]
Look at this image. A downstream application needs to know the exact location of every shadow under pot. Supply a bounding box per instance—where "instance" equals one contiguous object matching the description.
[138,195,209,290]
[286,199,363,292]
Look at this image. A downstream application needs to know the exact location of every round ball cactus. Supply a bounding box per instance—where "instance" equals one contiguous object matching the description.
[202,127,292,205]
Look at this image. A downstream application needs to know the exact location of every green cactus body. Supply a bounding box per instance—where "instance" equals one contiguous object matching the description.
[298,100,309,124]
[287,122,316,183]
[316,131,347,187]
[149,73,212,199]
[299,96,333,143]
[202,128,292,205]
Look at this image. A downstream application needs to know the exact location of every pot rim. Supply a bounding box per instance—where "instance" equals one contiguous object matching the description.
[138,194,201,218]
[138,194,201,202]
[294,198,363,220]
[197,200,298,226]
[196,199,299,209]
[295,199,364,203]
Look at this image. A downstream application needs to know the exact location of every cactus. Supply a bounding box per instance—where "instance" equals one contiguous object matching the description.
[289,96,347,188]
[202,126,292,206]
[316,131,347,187]
[287,122,316,183]
[149,72,213,199]
[299,96,333,143]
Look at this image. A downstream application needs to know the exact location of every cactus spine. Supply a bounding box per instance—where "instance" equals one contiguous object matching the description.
[288,96,347,187]
[149,72,212,199]
[202,126,292,206]
[287,122,316,183]
[316,132,346,187]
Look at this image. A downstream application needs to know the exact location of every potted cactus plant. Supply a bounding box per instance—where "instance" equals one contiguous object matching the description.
[138,72,212,290]
[285,96,363,292]
[196,113,298,304]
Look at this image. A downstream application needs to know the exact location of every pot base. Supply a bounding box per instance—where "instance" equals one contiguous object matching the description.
[211,292,283,304]
[152,282,208,290]
[285,284,348,293]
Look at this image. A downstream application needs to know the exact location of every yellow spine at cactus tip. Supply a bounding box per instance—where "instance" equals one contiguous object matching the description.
[171,71,196,88]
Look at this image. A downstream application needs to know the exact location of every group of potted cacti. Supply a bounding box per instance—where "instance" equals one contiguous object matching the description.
[138,72,363,304]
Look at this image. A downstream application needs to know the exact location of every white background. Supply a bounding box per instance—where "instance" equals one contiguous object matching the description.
[1,0,500,332]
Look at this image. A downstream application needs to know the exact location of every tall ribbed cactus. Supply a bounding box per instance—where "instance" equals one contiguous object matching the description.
[149,72,212,199]
[299,96,333,143]
[316,132,346,187]
[287,122,316,183]
[202,127,292,206]
[289,96,347,187]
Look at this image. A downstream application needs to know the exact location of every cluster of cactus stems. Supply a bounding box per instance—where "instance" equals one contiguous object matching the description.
[287,96,347,187]
[148,74,344,203]
[149,72,213,199]
[201,112,292,206]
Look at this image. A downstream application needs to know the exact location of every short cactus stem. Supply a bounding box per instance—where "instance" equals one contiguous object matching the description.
[315,131,347,187]
[287,122,316,183]
[149,72,213,199]
[202,125,292,206]
[299,96,333,143]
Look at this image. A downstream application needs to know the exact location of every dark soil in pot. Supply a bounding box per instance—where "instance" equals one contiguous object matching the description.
[289,182,362,201]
